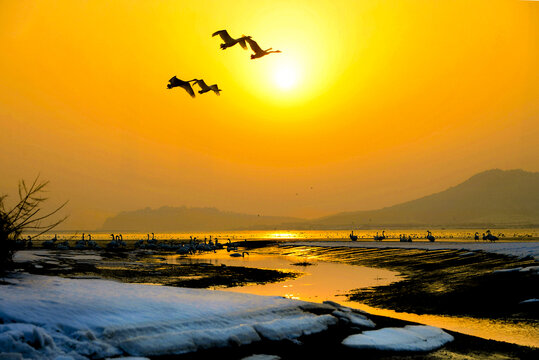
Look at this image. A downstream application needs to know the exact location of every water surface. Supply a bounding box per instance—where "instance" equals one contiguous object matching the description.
[164,251,400,302]
[166,250,539,348]
[29,228,539,244]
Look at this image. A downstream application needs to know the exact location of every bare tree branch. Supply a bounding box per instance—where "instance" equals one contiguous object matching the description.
[1,176,67,271]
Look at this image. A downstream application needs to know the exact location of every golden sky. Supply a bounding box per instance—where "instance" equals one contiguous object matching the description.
[1,0,538,228]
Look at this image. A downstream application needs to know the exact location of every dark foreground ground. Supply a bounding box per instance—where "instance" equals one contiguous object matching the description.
[6,244,539,359]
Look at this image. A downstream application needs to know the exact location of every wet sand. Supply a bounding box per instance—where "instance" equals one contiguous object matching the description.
[278,245,538,321]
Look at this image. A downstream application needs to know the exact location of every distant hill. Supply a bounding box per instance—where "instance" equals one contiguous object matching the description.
[306,169,539,228]
[100,206,303,231]
[99,169,539,231]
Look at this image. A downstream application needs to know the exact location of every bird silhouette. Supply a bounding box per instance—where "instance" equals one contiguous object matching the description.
[374,231,386,241]
[230,251,249,258]
[212,30,250,50]
[245,38,281,59]
[167,76,196,97]
[193,79,222,96]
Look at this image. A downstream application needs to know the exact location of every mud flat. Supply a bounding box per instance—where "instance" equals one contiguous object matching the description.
[11,249,297,288]
[279,243,538,321]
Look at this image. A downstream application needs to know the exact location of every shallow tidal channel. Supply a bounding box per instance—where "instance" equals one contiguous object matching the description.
[164,248,539,348]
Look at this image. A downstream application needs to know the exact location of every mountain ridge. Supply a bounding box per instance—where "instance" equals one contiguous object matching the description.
[306,169,539,228]
[100,205,302,231]
[100,169,539,231]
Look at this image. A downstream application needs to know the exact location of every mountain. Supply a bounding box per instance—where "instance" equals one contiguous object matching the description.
[100,206,303,231]
[99,169,539,231]
[306,169,539,228]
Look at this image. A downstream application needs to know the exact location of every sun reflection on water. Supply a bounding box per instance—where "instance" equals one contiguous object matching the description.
[266,232,298,239]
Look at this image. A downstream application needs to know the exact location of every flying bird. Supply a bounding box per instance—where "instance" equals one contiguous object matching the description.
[167,76,196,98]
[212,30,250,50]
[192,79,222,96]
[245,38,281,59]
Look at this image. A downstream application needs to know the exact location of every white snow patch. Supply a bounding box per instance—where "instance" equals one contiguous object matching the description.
[253,314,337,341]
[519,266,539,275]
[493,267,523,274]
[322,301,371,316]
[287,241,539,261]
[332,310,376,328]
[13,250,102,263]
[493,266,539,275]
[342,325,454,352]
[12,251,54,263]
[241,355,281,360]
[0,274,338,358]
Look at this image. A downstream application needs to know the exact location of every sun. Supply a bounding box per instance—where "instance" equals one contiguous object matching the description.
[273,65,299,90]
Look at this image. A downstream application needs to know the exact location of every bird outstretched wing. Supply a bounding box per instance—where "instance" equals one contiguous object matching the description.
[181,83,195,98]
[238,36,249,49]
[210,85,221,96]
[245,38,263,54]
[212,30,234,43]
[196,79,209,90]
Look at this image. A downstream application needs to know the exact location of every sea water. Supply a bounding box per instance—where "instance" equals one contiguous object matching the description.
[25,228,539,244]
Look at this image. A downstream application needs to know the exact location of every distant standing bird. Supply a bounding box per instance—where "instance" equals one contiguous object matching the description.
[484,229,498,242]
[374,231,386,241]
[167,76,196,98]
[193,79,222,96]
[212,30,250,50]
[245,38,281,59]
[230,251,249,258]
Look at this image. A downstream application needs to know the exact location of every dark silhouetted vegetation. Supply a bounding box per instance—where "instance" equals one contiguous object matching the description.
[0,177,67,273]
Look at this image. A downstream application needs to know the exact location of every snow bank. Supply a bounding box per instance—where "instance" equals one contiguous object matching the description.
[342,325,454,352]
[0,274,338,358]
[287,241,539,260]
[493,265,539,275]
[241,355,281,360]
[331,310,375,328]
[519,265,539,274]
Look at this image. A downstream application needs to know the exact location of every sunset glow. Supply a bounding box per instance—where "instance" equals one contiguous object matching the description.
[0,0,538,228]
[273,65,299,90]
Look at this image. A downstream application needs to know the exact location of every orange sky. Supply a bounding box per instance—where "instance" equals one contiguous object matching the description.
[1,0,538,229]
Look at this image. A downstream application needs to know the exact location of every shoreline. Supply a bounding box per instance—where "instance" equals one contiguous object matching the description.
[5,244,539,358]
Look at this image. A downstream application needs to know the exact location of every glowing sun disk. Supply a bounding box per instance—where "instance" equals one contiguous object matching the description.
[273,65,299,90]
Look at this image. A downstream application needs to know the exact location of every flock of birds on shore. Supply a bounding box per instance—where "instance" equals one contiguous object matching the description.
[167,30,281,98]
[15,233,250,257]
[14,229,508,254]
[349,229,502,243]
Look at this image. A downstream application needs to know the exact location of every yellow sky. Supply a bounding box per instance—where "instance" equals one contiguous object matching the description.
[1,0,538,228]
